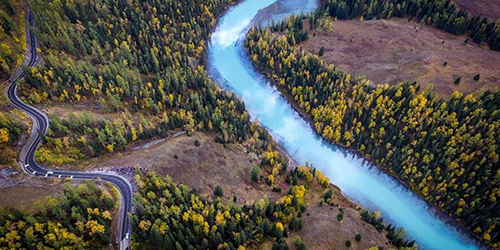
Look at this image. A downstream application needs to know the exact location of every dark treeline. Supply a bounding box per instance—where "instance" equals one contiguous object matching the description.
[317,0,500,50]
[245,23,500,247]
[0,182,115,248]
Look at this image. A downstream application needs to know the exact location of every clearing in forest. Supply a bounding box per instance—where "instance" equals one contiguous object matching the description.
[301,18,500,96]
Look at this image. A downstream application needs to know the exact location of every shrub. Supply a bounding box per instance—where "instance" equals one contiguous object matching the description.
[194,139,200,146]
[297,242,307,250]
[293,236,302,246]
[355,234,362,242]
[251,165,261,183]
[473,74,480,81]
[345,240,351,247]
[337,212,344,221]
[214,185,223,197]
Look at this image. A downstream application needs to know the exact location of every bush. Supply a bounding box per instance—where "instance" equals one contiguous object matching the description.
[293,236,302,246]
[345,240,351,247]
[337,212,344,221]
[194,139,200,146]
[318,46,325,56]
[473,74,480,81]
[454,77,461,85]
[251,165,261,183]
[214,185,223,197]
[297,242,307,250]
[355,234,362,242]
[323,189,333,200]
[289,217,299,231]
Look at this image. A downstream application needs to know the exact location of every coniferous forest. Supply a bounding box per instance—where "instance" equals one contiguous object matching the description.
[0,0,26,79]
[132,171,307,249]
[1,0,499,248]
[3,0,340,249]
[20,0,272,164]
[245,1,500,247]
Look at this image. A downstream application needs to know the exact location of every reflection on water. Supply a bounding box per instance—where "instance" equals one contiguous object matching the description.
[208,0,480,249]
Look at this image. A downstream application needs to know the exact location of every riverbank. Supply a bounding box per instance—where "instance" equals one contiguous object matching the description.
[248,48,487,249]
[243,16,488,250]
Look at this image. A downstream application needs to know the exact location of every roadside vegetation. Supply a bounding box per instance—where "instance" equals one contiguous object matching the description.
[245,2,500,247]
[0,182,115,249]
[0,0,28,167]
[0,109,24,166]
[0,0,26,80]
[0,84,27,168]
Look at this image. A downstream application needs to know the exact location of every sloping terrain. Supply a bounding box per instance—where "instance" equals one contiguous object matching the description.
[300,18,500,95]
[452,0,500,20]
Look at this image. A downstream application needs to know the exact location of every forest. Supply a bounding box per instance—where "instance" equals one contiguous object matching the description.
[0,182,116,249]
[131,170,308,249]
[0,89,25,166]
[0,0,25,80]
[245,6,500,248]
[3,0,496,247]
[19,0,268,164]
[130,160,412,249]
[0,110,23,165]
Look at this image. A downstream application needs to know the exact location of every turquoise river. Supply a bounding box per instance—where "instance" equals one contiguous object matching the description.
[208,0,481,249]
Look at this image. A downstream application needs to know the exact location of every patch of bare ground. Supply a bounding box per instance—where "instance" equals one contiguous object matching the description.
[63,132,278,205]
[0,182,62,211]
[301,18,500,96]
[452,0,500,20]
[285,184,393,250]
[36,102,123,121]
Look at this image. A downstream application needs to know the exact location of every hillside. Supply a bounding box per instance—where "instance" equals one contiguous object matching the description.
[299,18,500,95]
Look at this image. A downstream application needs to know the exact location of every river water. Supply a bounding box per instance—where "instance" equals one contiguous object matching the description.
[208,0,479,249]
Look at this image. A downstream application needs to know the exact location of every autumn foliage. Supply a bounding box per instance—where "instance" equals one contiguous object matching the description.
[245,14,500,247]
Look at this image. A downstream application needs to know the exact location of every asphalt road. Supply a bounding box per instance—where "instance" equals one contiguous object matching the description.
[6,10,132,250]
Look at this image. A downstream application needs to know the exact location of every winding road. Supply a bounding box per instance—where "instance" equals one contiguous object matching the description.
[5,10,132,250]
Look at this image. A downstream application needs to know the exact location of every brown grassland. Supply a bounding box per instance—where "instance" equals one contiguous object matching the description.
[58,129,394,249]
[452,0,500,20]
[300,18,500,96]
[0,183,61,211]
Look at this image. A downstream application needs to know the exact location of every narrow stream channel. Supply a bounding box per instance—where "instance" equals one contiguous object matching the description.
[208,0,480,249]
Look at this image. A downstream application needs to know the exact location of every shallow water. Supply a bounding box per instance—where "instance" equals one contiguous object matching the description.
[208,0,479,249]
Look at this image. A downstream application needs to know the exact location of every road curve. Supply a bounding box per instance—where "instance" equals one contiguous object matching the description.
[6,10,132,250]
